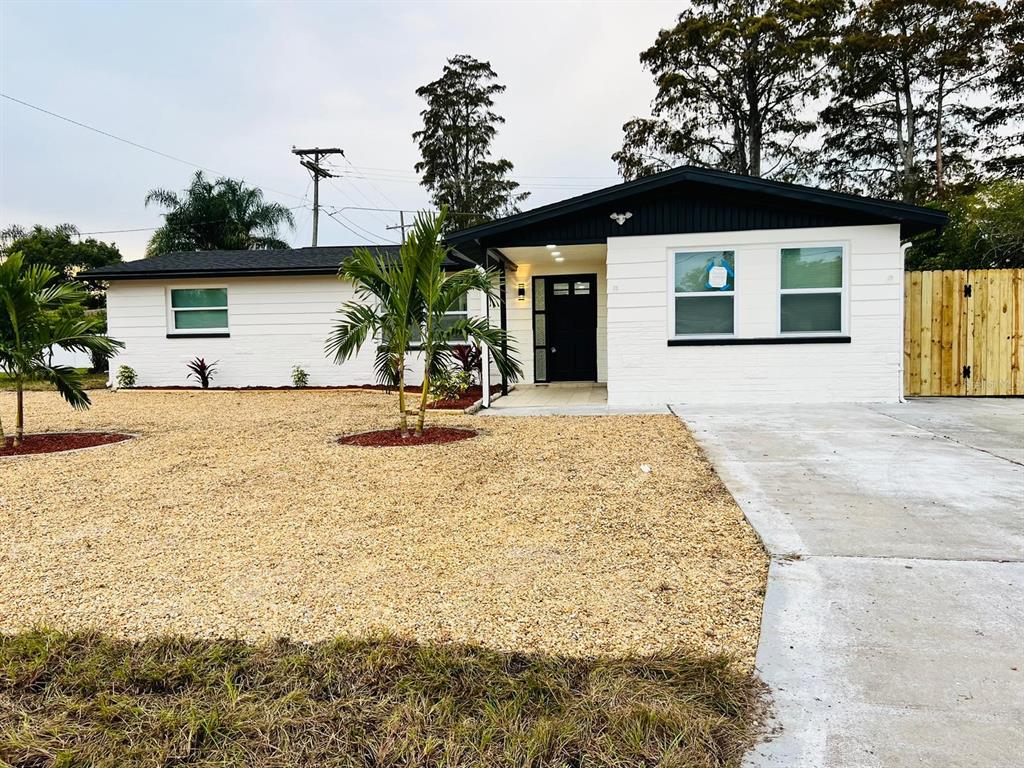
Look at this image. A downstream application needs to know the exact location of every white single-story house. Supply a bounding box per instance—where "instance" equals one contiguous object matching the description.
[82,166,946,405]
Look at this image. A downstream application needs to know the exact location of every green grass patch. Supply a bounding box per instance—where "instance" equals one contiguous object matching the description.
[0,629,765,767]
[0,371,107,391]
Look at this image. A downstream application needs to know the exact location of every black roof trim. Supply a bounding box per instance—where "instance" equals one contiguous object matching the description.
[79,244,475,280]
[446,165,947,243]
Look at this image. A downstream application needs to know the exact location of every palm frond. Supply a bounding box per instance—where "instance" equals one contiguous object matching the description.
[324,301,382,364]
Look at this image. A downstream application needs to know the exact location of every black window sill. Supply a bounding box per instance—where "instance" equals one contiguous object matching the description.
[166,333,230,339]
[667,336,850,347]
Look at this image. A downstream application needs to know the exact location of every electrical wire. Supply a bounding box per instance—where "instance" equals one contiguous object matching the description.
[321,207,398,245]
[1,92,308,203]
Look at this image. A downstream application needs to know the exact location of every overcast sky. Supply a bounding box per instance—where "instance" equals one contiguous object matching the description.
[1,0,679,260]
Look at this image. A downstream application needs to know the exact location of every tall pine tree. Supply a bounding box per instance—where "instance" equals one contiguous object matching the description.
[613,0,843,181]
[821,0,1004,203]
[413,55,528,232]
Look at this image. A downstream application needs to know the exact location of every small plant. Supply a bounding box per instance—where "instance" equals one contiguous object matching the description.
[186,357,218,388]
[429,368,472,402]
[451,343,483,383]
[291,365,309,388]
[115,365,137,389]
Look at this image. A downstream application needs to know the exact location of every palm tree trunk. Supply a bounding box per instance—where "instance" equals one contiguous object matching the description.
[14,379,24,447]
[415,370,430,437]
[0,409,6,447]
[397,353,409,438]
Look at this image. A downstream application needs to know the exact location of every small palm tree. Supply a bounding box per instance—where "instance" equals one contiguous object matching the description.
[0,252,123,447]
[410,212,521,435]
[324,231,425,437]
[325,210,520,437]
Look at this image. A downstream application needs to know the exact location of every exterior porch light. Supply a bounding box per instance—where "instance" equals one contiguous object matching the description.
[554,256,565,262]
[517,283,526,301]
[546,244,557,249]
[551,251,561,257]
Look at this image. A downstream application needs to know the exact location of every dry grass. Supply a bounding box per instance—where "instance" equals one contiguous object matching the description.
[0,390,767,663]
[0,371,108,391]
[0,629,766,768]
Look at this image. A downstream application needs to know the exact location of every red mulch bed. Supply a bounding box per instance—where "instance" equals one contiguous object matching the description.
[428,385,501,410]
[128,383,501,410]
[1,432,133,457]
[337,427,478,447]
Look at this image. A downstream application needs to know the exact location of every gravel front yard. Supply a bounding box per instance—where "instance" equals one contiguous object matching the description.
[0,390,767,664]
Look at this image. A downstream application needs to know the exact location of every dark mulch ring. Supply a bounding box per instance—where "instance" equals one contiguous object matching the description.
[0,432,133,457]
[0,629,766,768]
[338,426,478,447]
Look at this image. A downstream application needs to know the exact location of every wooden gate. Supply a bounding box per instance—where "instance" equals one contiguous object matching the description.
[904,269,1023,396]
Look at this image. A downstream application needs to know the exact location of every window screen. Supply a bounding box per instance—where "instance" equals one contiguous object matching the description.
[169,288,228,332]
[672,250,735,336]
[780,247,843,333]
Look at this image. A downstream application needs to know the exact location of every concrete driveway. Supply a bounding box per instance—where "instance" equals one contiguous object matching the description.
[677,398,1024,768]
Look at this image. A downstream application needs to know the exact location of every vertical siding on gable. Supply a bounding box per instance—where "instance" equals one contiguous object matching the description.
[605,224,903,405]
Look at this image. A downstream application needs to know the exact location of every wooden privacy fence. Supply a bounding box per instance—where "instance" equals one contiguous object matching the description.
[905,269,1023,396]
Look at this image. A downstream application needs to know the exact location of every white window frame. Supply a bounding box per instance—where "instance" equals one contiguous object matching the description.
[409,293,470,347]
[166,285,230,336]
[667,248,737,339]
[777,243,848,337]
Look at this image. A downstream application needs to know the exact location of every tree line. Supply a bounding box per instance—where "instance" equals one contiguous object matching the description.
[3,0,1020,274]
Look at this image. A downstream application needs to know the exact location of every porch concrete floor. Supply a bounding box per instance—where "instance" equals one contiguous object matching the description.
[490,382,608,409]
[484,383,668,416]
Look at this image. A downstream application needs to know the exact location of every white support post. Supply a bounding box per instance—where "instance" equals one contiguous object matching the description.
[477,271,491,408]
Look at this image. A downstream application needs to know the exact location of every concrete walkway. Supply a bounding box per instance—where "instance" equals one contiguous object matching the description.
[676,398,1024,768]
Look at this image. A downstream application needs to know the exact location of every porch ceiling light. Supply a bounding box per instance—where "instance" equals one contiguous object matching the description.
[546,244,557,249]
[554,256,565,262]
[551,251,561,257]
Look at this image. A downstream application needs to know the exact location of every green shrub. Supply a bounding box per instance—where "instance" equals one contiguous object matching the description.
[429,368,472,401]
[291,365,310,388]
[115,365,137,389]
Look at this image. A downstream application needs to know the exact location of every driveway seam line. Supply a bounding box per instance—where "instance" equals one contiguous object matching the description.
[869,406,1024,467]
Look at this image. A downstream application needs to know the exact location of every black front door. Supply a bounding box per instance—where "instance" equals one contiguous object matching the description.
[545,274,597,381]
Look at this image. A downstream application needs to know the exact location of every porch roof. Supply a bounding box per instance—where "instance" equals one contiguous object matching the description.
[445,165,948,258]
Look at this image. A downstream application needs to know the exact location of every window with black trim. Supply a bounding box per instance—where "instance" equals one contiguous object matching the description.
[671,250,735,336]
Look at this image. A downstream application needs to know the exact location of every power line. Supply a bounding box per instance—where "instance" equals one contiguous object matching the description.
[74,204,309,237]
[321,207,398,245]
[1,92,307,203]
[340,155,403,211]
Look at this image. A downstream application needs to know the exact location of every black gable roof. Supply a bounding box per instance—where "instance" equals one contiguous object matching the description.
[80,245,470,280]
[446,166,948,250]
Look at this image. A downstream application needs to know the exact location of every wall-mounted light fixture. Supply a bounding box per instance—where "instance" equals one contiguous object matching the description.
[517,283,526,301]
[610,211,633,226]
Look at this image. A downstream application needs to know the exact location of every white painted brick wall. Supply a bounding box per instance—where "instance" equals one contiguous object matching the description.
[605,224,904,405]
[106,276,489,388]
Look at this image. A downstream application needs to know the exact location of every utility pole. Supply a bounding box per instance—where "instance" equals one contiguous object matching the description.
[384,210,408,243]
[291,146,344,246]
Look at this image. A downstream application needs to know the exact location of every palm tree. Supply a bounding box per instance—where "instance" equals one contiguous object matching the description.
[410,212,521,435]
[324,210,520,437]
[324,233,424,437]
[0,252,123,447]
[144,171,295,257]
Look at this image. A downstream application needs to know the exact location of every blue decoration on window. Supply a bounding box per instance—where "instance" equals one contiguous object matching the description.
[704,257,734,291]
